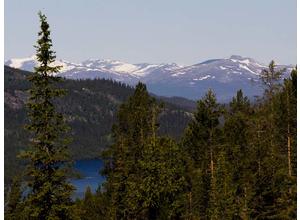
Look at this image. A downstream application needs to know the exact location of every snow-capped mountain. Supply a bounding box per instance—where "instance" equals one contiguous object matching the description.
[5,55,294,101]
[5,55,81,74]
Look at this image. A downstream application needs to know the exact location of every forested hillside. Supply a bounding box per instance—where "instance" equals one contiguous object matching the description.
[4,66,193,185]
[5,64,297,219]
[74,65,296,219]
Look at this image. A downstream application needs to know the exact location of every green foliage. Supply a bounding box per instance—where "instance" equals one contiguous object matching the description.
[102,83,187,219]
[14,12,77,219]
[271,67,297,219]
[5,175,24,220]
[260,60,285,98]
[4,66,192,186]
[75,186,107,220]
[223,89,254,219]
[248,63,295,219]
[182,89,224,219]
[180,64,296,219]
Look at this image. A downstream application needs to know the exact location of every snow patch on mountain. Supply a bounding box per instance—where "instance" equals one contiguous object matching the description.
[238,64,258,75]
[193,75,212,81]
[7,55,36,69]
[111,63,139,73]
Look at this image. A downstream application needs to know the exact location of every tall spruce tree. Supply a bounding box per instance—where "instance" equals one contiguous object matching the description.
[19,12,76,219]
[101,82,158,218]
[223,89,253,219]
[102,82,186,219]
[182,89,223,219]
[249,61,289,219]
[271,68,297,219]
[275,67,297,178]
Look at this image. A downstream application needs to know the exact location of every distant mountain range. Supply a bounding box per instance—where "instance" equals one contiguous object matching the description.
[5,55,294,101]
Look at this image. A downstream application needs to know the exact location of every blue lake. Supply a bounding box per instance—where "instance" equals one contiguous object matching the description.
[71,159,105,198]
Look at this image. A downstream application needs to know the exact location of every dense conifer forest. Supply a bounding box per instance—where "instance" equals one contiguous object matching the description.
[4,65,192,186]
[5,12,297,220]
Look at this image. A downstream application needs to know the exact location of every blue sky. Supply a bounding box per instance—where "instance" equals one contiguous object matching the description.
[5,0,296,65]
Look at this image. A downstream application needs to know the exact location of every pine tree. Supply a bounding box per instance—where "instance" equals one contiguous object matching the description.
[223,89,253,219]
[19,12,76,219]
[102,82,157,218]
[278,67,297,178]
[271,68,297,219]
[102,82,186,219]
[182,89,223,219]
[259,60,285,187]
[249,61,289,219]
[260,60,285,99]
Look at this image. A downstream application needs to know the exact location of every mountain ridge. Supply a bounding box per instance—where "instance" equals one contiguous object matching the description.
[5,55,294,101]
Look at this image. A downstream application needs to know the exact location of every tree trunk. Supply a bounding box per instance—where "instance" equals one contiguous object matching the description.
[287,89,292,177]
[210,150,214,180]
[188,191,192,220]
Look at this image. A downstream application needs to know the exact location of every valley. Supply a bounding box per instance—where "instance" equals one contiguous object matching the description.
[4,66,192,185]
